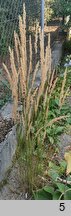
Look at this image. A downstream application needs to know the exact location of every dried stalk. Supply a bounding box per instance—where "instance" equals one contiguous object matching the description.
[36,115,68,137]
[56,177,71,185]
[59,69,67,108]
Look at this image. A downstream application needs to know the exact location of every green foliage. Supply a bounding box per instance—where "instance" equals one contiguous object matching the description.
[0,0,23,56]
[44,0,71,30]
[65,54,71,63]
[62,40,71,55]
[53,0,71,18]
[0,0,41,57]
[33,160,71,200]
[17,79,71,193]
[33,186,53,200]
[25,0,40,26]
[12,47,71,192]
[45,0,54,23]
[0,69,11,108]
[33,71,71,145]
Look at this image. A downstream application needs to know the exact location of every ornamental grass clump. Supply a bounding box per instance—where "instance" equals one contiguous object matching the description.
[3,5,69,192]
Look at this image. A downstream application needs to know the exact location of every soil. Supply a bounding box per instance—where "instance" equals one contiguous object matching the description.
[0,162,28,200]
[0,114,13,143]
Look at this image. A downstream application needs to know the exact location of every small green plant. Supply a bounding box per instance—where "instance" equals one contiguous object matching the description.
[33,160,71,200]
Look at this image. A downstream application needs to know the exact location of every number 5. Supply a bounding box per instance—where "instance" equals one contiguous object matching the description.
[59,203,65,211]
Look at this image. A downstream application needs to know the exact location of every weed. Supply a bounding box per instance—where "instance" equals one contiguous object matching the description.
[33,160,71,200]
